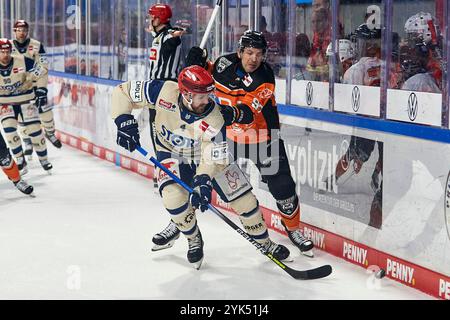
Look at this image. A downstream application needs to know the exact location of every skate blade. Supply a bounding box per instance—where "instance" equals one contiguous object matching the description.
[151,241,176,252]
[301,249,315,258]
[28,193,36,198]
[191,258,203,270]
[282,254,294,262]
[45,170,53,175]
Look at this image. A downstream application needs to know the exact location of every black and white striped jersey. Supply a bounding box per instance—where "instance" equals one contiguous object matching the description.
[148,25,182,81]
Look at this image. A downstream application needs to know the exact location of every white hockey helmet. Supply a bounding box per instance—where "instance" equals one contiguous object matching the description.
[404,12,439,45]
[326,39,356,63]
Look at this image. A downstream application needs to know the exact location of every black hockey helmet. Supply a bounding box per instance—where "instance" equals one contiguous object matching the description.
[351,23,381,59]
[354,23,381,40]
[238,30,268,53]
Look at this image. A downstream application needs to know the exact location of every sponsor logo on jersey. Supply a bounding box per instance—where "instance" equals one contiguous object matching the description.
[158,99,175,111]
[343,241,368,266]
[157,160,179,184]
[386,258,415,285]
[258,88,273,100]
[439,279,450,300]
[0,81,22,92]
[160,125,199,149]
[303,226,325,249]
[242,74,253,87]
[150,48,157,61]
[12,67,24,73]
[0,105,13,116]
[200,121,218,137]
[217,57,232,73]
[129,81,143,102]
[211,142,228,160]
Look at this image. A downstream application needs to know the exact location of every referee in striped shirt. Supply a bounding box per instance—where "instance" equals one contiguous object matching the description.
[147,4,184,81]
[144,4,185,188]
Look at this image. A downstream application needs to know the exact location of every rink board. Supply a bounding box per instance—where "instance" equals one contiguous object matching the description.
[49,74,450,300]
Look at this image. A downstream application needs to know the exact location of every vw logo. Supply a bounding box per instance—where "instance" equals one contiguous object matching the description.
[351,86,360,112]
[407,92,418,121]
[306,82,313,106]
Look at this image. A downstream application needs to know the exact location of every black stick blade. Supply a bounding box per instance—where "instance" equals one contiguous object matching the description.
[286,264,333,280]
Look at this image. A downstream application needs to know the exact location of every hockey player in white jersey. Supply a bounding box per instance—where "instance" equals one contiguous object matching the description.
[11,20,62,159]
[111,65,291,269]
[343,23,382,86]
[400,12,442,93]
[0,38,52,174]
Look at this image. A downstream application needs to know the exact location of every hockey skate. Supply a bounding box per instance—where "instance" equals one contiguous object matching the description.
[14,179,34,196]
[151,221,180,251]
[281,221,314,258]
[23,138,33,161]
[45,132,62,149]
[40,159,53,174]
[17,156,28,176]
[187,230,204,270]
[262,239,292,262]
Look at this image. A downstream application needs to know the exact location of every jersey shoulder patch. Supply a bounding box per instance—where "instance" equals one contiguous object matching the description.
[200,105,225,138]
[216,56,233,73]
[214,53,238,74]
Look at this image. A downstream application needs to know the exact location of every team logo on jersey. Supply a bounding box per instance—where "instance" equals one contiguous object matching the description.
[242,74,253,87]
[217,57,232,73]
[258,88,273,100]
[351,86,360,112]
[158,99,175,111]
[150,48,157,61]
[407,92,418,121]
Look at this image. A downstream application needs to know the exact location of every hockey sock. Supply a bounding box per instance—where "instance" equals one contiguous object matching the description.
[2,161,20,183]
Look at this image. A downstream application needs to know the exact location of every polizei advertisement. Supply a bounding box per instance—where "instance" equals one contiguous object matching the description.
[279,124,383,229]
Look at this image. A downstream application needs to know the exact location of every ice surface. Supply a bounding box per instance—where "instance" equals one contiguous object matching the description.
[0,144,434,299]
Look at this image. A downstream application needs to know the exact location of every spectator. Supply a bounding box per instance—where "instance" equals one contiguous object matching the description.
[306,7,331,81]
